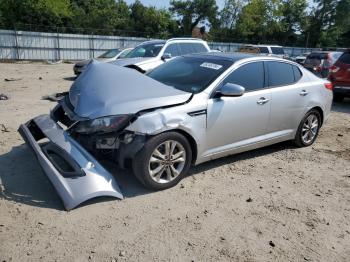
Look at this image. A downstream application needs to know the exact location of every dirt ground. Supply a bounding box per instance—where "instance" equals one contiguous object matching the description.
[0,62,349,262]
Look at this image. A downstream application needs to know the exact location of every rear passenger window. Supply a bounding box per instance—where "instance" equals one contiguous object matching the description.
[270,47,285,55]
[259,47,269,54]
[293,66,302,82]
[223,62,264,91]
[267,61,295,87]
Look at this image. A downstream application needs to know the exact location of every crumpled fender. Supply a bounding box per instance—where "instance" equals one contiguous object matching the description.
[125,95,209,162]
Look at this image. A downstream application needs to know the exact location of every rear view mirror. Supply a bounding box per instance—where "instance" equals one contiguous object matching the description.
[161,53,172,61]
[216,83,245,97]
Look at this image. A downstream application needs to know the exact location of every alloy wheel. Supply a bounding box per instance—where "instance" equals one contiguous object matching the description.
[301,114,319,144]
[148,140,186,184]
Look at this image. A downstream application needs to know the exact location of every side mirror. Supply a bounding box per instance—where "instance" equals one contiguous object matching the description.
[216,83,245,97]
[161,53,172,61]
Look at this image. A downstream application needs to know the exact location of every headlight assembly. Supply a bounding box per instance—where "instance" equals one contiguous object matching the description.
[73,115,132,134]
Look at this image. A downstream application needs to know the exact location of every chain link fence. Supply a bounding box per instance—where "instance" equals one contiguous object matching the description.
[0,28,321,61]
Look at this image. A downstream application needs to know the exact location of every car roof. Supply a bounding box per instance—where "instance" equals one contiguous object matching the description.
[241,44,283,48]
[310,51,342,54]
[140,38,205,45]
[186,52,277,63]
[140,40,166,45]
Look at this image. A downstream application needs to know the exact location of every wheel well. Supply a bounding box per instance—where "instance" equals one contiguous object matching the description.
[168,129,198,164]
[311,106,324,126]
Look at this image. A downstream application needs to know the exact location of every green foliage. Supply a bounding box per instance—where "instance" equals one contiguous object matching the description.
[0,0,72,29]
[170,0,218,35]
[0,0,348,47]
[278,0,308,44]
[130,0,177,38]
[234,0,279,43]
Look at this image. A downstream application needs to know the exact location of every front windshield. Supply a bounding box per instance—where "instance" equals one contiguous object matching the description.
[126,43,164,58]
[148,56,232,94]
[118,48,132,58]
[98,49,121,58]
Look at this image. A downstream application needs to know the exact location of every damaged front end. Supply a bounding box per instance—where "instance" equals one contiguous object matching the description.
[18,107,124,210]
[18,61,192,210]
[18,94,150,210]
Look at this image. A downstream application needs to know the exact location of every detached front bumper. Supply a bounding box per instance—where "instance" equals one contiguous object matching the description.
[18,114,123,210]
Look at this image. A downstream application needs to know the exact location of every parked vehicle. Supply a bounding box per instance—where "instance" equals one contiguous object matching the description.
[19,53,333,210]
[294,52,310,65]
[238,44,288,59]
[328,50,350,102]
[73,48,132,75]
[110,38,210,73]
[303,51,342,78]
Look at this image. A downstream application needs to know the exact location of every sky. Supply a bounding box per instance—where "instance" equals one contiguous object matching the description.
[124,0,226,10]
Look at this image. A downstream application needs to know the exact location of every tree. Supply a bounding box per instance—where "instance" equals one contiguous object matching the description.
[170,0,218,35]
[235,0,279,43]
[129,0,177,38]
[278,0,308,45]
[0,0,72,30]
[220,0,246,29]
[70,0,131,34]
[334,0,350,45]
[306,0,339,47]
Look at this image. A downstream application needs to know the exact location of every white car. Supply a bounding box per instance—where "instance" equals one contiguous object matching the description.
[110,38,211,73]
[239,44,288,59]
[73,48,133,75]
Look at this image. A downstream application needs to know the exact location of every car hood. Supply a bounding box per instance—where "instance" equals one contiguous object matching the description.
[75,58,114,67]
[110,57,158,67]
[69,61,191,119]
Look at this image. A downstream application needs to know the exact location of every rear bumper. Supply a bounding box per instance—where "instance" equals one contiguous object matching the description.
[333,85,350,96]
[18,114,123,210]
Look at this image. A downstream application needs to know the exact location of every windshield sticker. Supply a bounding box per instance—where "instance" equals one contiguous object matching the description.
[200,62,222,70]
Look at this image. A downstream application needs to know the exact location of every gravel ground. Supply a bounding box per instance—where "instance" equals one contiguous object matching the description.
[0,62,350,262]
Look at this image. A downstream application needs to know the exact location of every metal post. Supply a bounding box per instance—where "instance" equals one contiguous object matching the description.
[14,27,20,60]
[89,33,94,59]
[56,28,61,61]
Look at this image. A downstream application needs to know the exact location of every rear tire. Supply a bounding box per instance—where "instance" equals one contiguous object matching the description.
[293,109,321,147]
[132,132,192,190]
[333,93,344,102]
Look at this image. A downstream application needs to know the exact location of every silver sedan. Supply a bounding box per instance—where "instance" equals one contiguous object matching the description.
[19,53,333,209]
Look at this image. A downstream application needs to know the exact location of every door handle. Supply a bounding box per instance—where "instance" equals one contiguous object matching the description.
[257,97,269,105]
[300,90,308,96]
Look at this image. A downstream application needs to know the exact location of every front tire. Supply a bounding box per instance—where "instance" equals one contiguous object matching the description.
[132,132,192,190]
[293,109,321,147]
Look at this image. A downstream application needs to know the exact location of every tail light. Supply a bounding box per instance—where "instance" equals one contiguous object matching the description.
[329,65,339,73]
[324,82,333,90]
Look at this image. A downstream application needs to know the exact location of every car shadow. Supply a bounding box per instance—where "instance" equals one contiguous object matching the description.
[0,144,65,210]
[332,98,350,114]
[188,141,294,176]
[63,76,76,81]
[0,141,294,211]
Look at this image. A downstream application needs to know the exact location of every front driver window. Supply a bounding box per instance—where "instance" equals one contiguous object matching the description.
[163,44,180,57]
[223,62,265,92]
